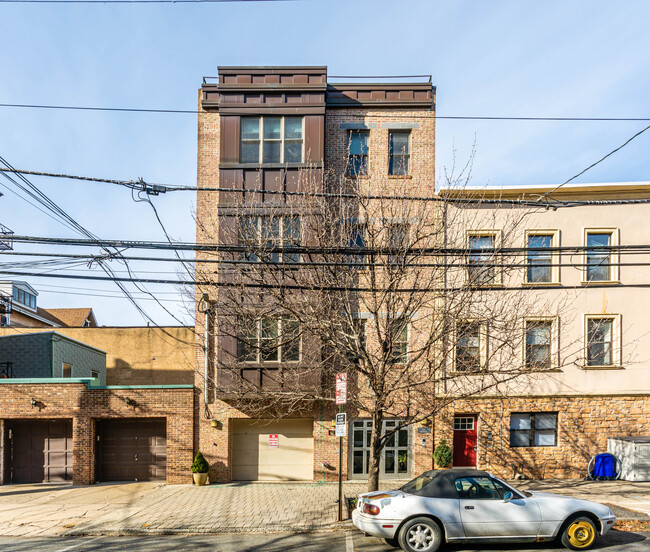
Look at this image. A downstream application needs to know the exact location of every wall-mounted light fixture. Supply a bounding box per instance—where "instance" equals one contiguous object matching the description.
[124,397,134,407]
[210,419,222,430]
[30,397,37,408]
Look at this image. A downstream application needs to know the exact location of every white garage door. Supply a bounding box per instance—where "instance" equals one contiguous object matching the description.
[231,418,314,481]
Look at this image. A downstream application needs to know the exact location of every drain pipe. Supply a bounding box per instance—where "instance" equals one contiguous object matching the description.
[201,293,211,415]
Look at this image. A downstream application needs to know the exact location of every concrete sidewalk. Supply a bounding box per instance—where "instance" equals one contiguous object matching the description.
[0,478,648,537]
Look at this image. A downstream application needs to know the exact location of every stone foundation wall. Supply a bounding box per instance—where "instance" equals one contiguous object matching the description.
[434,394,650,479]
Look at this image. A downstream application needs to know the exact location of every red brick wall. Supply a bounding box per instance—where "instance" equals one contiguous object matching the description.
[434,394,650,479]
[0,383,194,485]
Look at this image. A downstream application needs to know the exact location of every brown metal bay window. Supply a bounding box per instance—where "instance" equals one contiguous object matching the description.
[240,117,304,164]
[237,317,301,363]
[239,215,301,263]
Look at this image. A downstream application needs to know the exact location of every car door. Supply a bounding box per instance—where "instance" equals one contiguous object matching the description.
[456,476,541,538]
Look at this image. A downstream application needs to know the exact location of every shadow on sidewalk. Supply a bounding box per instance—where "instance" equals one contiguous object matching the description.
[0,484,72,497]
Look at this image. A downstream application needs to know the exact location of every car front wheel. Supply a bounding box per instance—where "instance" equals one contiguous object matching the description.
[560,516,597,550]
[398,517,442,552]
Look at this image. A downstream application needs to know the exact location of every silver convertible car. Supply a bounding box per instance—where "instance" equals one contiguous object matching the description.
[352,469,616,552]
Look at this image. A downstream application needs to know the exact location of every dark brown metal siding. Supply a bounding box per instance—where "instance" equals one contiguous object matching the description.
[304,115,324,163]
[97,419,166,482]
[8,420,73,483]
[220,116,240,164]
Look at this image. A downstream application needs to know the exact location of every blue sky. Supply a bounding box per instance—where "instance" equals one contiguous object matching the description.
[1,0,649,326]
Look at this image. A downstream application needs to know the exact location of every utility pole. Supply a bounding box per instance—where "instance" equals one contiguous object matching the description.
[335,373,347,521]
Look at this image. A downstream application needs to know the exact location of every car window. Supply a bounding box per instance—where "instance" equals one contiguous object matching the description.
[401,474,433,494]
[454,476,508,500]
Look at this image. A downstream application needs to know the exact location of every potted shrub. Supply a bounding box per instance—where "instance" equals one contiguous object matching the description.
[191,451,209,486]
[433,439,452,469]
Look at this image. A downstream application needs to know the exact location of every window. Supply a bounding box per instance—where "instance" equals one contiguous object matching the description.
[389,131,410,175]
[525,320,553,370]
[351,419,410,478]
[91,370,99,380]
[584,229,618,282]
[62,363,72,378]
[345,318,367,364]
[346,221,367,266]
[455,322,483,372]
[388,223,409,267]
[240,117,303,164]
[237,318,301,363]
[239,215,301,263]
[586,316,618,367]
[526,233,555,283]
[347,130,368,176]
[455,476,511,499]
[390,321,408,364]
[453,417,475,430]
[467,233,498,284]
[510,412,557,447]
[12,288,36,309]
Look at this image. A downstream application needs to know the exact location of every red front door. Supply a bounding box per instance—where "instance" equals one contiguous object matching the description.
[453,415,477,467]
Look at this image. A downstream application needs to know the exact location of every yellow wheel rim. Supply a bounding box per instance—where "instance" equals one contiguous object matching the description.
[567,521,595,549]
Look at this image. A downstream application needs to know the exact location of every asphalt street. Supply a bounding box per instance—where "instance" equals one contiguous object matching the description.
[0,530,647,552]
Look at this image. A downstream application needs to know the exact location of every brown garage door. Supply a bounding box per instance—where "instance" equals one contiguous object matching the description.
[231,418,314,481]
[97,419,166,482]
[7,420,73,483]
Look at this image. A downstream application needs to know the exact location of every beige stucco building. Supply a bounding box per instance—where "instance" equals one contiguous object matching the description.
[436,182,650,478]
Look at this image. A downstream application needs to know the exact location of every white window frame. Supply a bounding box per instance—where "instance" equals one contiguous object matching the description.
[524,229,560,285]
[453,320,488,373]
[522,317,559,371]
[582,228,620,284]
[466,230,502,286]
[583,314,621,369]
[240,116,304,164]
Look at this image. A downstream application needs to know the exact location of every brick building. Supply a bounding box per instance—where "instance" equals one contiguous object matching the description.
[195,66,436,483]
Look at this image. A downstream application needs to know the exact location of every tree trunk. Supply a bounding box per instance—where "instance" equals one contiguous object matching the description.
[367,409,384,491]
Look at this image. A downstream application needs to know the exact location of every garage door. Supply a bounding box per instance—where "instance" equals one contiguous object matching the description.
[231,418,313,481]
[7,420,73,483]
[97,419,166,482]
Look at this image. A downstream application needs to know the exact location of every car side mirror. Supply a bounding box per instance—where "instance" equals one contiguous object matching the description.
[503,491,513,502]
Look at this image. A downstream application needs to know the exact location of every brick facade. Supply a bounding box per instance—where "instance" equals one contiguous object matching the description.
[0,381,194,485]
[434,395,650,479]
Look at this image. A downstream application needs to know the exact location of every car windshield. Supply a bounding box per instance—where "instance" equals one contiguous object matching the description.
[492,476,531,498]
[400,474,433,494]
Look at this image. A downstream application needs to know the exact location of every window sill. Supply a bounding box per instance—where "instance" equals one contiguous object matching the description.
[522,282,562,287]
[580,280,621,286]
[220,162,322,170]
[581,365,623,370]
[387,175,412,179]
[510,444,558,449]
[522,367,562,373]
[464,282,504,289]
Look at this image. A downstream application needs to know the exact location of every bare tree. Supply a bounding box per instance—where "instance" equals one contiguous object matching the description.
[194,162,577,491]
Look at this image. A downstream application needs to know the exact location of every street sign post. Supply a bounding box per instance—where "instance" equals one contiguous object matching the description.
[335,373,347,521]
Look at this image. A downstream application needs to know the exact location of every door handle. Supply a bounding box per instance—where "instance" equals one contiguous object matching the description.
[464,505,474,510]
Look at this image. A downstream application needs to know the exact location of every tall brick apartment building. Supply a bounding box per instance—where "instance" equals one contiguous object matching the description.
[195,66,436,483]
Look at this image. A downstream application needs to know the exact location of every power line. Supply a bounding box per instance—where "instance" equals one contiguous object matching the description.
[5,267,650,294]
[1,102,649,122]
[540,124,650,200]
[0,0,291,3]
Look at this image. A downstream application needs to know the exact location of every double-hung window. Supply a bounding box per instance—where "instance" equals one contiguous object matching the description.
[389,131,410,175]
[510,412,557,447]
[525,320,553,370]
[240,117,303,164]
[390,321,408,364]
[239,215,301,263]
[237,318,301,363]
[467,233,498,285]
[584,229,618,282]
[347,130,369,176]
[526,232,557,284]
[388,223,409,267]
[585,315,620,367]
[455,322,483,372]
